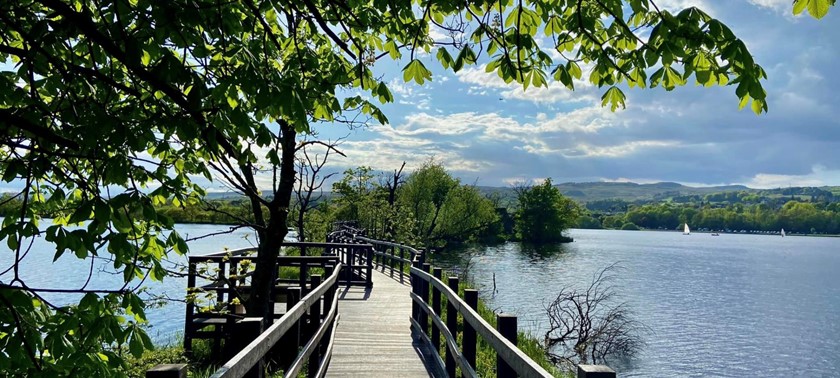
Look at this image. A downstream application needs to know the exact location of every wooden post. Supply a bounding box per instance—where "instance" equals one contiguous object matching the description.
[300,261,309,296]
[308,275,322,377]
[389,246,395,277]
[496,314,517,378]
[411,262,419,323]
[146,364,187,378]
[275,287,301,369]
[366,246,373,287]
[463,289,478,375]
[184,260,197,354]
[431,267,443,354]
[445,276,459,378]
[323,265,336,307]
[577,365,616,378]
[399,247,405,283]
[420,263,431,336]
[224,317,264,378]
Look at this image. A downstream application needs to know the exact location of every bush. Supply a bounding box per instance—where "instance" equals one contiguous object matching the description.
[620,222,640,231]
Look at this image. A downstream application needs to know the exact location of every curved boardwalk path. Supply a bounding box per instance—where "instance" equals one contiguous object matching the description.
[326,269,442,377]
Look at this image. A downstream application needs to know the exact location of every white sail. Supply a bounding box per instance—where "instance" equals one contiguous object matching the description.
[684,223,691,235]
[781,228,786,237]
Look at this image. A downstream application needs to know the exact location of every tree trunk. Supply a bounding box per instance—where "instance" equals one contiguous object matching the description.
[247,121,297,324]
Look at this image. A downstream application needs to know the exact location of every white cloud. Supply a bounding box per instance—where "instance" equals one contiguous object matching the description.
[524,140,678,158]
[740,165,840,189]
[456,65,597,105]
[746,0,792,14]
[654,0,714,13]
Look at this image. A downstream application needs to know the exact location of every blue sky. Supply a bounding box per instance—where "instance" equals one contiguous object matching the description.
[313,0,840,188]
[3,1,838,193]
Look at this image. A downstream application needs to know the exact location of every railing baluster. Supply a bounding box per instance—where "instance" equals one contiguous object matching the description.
[300,261,309,296]
[445,276,459,378]
[496,314,518,378]
[421,263,431,336]
[366,246,373,287]
[432,267,443,355]
[399,247,405,282]
[308,275,323,377]
[463,289,478,376]
[184,259,197,354]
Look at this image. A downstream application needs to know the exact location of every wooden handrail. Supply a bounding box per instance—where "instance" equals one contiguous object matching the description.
[190,243,372,261]
[334,226,552,378]
[371,250,412,264]
[410,266,554,378]
[354,236,421,257]
[285,293,339,377]
[409,294,478,378]
[209,263,342,378]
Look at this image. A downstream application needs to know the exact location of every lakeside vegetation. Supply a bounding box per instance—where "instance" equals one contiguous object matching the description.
[578,187,840,234]
[7,182,832,241]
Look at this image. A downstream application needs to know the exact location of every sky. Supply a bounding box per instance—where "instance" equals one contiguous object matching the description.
[2,1,839,193]
[312,0,840,189]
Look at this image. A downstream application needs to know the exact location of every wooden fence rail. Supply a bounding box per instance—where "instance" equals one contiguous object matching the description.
[409,265,554,378]
[183,242,372,355]
[208,262,343,378]
[341,231,553,378]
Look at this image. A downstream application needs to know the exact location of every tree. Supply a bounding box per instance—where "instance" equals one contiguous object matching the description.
[514,178,580,243]
[1,0,833,375]
[398,161,497,246]
[544,264,646,370]
[292,139,342,242]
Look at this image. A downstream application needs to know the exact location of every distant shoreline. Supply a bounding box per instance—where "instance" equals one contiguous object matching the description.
[597,228,840,238]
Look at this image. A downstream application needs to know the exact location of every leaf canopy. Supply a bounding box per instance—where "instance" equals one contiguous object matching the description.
[0,0,833,375]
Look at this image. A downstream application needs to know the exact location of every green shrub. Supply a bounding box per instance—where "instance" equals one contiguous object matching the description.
[620,222,640,231]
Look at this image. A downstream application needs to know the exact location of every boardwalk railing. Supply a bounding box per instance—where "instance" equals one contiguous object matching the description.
[328,228,418,283]
[209,261,343,378]
[183,242,373,355]
[334,228,553,378]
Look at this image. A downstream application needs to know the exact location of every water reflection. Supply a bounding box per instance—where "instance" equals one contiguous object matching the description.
[518,242,569,262]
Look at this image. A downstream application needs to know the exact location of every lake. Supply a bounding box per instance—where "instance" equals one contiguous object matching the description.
[2,225,839,376]
[0,223,257,344]
[432,229,840,377]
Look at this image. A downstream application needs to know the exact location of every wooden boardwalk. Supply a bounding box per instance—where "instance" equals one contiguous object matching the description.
[326,270,442,377]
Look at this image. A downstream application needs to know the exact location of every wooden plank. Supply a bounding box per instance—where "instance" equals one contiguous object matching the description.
[326,270,441,377]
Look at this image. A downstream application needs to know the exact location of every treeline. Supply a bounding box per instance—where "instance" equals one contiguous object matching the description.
[0,162,581,247]
[579,201,840,234]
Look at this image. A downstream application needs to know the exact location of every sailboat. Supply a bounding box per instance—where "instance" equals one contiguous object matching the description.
[781,228,786,237]
[683,223,691,235]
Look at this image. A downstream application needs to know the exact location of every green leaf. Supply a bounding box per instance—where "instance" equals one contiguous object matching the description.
[128,332,144,358]
[808,0,832,19]
[793,0,808,14]
[600,86,627,111]
[738,95,750,110]
[402,59,432,85]
[436,48,453,69]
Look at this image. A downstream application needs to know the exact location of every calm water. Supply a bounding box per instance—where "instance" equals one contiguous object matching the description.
[4,226,839,376]
[433,229,840,377]
[0,223,256,344]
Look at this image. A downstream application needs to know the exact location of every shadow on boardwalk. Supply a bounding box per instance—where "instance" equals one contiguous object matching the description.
[326,270,445,377]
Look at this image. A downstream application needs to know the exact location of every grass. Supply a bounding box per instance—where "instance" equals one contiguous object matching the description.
[123,336,216,378]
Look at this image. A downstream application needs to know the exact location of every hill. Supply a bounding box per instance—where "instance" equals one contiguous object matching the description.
[205,182,840,206]
[478,181,752,204]
[553,182,751,202]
